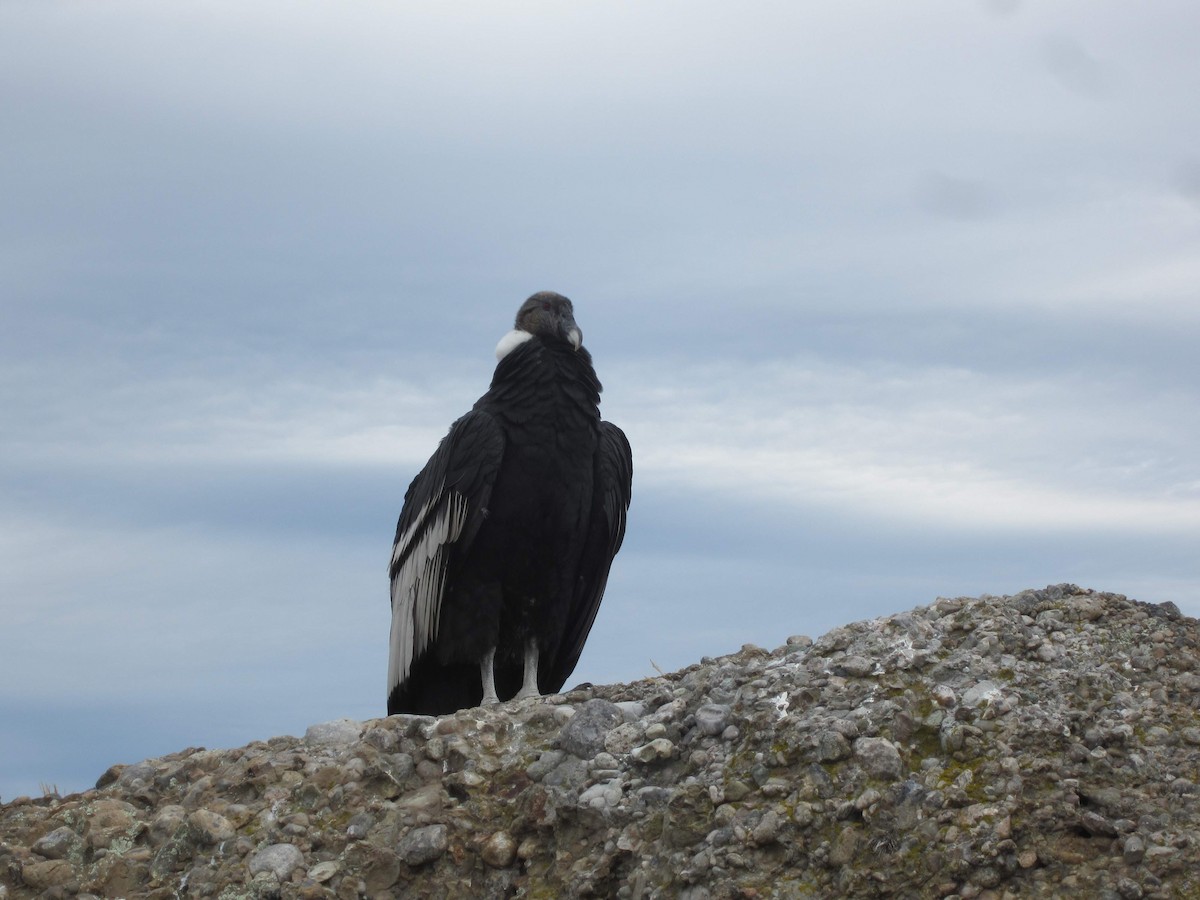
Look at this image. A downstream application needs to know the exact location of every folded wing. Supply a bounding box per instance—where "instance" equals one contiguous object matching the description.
[387,410,505,701]
[543,420,634,692]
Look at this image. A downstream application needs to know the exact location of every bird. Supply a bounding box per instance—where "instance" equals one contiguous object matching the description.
[387,291,633,716]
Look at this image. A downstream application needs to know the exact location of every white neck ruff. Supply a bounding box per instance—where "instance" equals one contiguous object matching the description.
[495,329,533,360]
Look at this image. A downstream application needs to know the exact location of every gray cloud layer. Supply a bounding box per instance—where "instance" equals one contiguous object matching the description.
[2,0,1198,798]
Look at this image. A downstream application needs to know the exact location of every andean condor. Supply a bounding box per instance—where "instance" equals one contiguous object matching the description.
[387,292,633,715]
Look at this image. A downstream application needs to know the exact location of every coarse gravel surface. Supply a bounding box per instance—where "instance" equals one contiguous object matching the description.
[3,584,1200,898]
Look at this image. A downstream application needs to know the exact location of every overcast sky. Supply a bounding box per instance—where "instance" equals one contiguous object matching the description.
[2,1,1198,799]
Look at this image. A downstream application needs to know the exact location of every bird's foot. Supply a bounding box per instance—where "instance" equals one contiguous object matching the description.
[513,639,541,702]
[479,647,499,706]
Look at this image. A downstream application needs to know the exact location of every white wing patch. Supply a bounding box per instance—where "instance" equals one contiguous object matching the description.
[388,489,470,696]
[495,329,533,360]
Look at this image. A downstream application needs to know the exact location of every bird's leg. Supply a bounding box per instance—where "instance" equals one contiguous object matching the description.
[479,646,499,705]
[512,638,541,700]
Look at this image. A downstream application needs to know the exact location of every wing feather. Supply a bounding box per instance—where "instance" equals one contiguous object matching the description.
[387,411,504,700]
[544,420,633,691]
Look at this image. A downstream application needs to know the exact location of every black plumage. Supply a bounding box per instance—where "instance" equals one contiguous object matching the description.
[387,292,633,715]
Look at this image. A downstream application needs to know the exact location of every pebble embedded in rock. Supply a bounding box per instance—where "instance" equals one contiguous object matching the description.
[752,810,780,845]
[17,859,75,891]
[932,685,957,708]
[308,860,339,882]
[579,779,625,809]
[397,824,449,866]
[85,799,141,851]
[604,722,643,756]
[527,749,565,782]
[346,812,374,840]
[481,830,517,868]
[615,701,646,722]
[1123,835,1146,864]
[188,809,235,845]
[695,704,732,736]
[855,737,903,781]
[31,826,77,860]
[631,738,675,763]
[558,699,624,758]
[363,726,398,752]
[148,805,186,847]
[248,843,304,880]
[836,655,875,677]
[817,730,852,762]
[304,718,363,747]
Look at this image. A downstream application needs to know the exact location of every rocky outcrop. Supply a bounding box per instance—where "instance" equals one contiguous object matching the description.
[3,585,1200,898]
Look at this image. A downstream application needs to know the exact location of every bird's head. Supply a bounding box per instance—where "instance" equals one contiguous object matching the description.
[515,291,582,351]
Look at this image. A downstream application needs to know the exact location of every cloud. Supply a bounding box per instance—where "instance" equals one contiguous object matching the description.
[1177,159,1200,206]
[1041,34,1117,99]
[609,354,1200,534]
[915,173,998,221]
[8,324,1195,545]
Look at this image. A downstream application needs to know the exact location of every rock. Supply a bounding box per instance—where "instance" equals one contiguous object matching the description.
[305,718,363,747]
[378,751,415,785]
[3,584,1200,899]
[31,826,78,860]
[559,699,624,758]
[645,722,668,742]
[527,749,566,781]
[357,845,401,893]
[751,810,780,845]
[579,779,624,809]
[961,680,1003,709]
[19,858,75,890]
[695,704,732,736]
[829,825,861,866]
[932,684,957,707]
[1124,834,1146,864]
[346,812,374,840]
[604,722,643,755]
[248,843,305,880]
[855,737,904,781]
[817,730,852,762]
[723,779,753,802]
[615,701,646,722]
[541,755,588,790]
[631,738,675,763]
[148,805,187,847]
[481,831,517,868]
[309,860,339,882]
[116,763,157,793]
[836,655,876,677]
[85,798,142,850]
[1080,810,1118,837]
[187,808,235,845]
[397,824,449,866]
[363,726,399,752]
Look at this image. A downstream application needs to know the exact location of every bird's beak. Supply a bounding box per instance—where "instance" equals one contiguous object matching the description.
[560,307,583,351]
